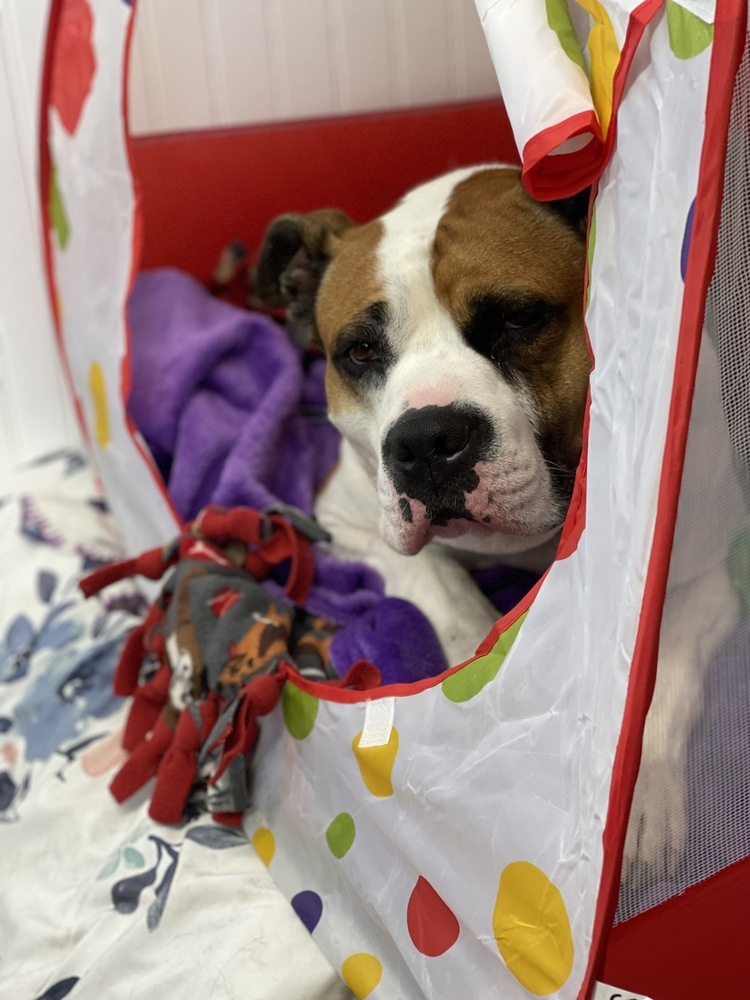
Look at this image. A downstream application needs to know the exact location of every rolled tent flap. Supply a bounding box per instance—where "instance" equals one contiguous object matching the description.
[475,0,661,199]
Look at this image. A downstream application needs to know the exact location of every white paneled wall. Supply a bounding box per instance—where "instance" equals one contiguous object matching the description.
[128,0,500,136]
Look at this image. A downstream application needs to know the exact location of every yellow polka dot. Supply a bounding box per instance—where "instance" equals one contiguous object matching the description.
[251,827,275,866]
[351,727,399,797]
[88,362,110,448]
[576,0,619,137]
[341,953,382,998]
[492,861,574,995]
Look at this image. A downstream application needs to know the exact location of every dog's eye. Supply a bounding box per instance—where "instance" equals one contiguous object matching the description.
[488,308,549,359]
[333,302,391,382]
[464,295,560,367]
[347,341,380,366]
[502,306,549,334]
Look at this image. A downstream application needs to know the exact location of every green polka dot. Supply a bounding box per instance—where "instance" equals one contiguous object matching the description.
[666,1,714,59]
[546,0,586,71]
[50,164,70,250]
[441,612,527,703]
[282,683,319,739]
[326,812,356,858]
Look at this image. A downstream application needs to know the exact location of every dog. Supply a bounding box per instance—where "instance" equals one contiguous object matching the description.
[256,165,746,882]
[256,165,590,666]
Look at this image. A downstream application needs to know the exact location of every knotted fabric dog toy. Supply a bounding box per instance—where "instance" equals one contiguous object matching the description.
[80,505,381,826]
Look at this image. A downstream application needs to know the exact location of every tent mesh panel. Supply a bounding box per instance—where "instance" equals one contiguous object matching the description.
[616,31,750,924]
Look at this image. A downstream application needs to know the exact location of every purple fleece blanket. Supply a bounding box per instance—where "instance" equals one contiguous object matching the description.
[127,269,535,684]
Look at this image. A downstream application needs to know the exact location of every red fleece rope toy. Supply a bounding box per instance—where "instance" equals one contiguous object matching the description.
[81,505,380,826]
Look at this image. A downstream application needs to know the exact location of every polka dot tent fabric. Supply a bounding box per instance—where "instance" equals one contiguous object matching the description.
[39,1,746,998]
[246,5,744,997]
[43,0,179,555]
[474,0,720,200]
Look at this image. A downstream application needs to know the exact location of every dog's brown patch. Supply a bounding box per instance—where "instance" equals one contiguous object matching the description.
[316,219,385,414]
[432,169,590,465]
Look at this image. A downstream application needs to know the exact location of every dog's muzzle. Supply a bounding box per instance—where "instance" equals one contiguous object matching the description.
[382,403,495,526]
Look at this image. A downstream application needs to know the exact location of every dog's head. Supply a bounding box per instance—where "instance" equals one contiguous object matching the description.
[257,166,590,556]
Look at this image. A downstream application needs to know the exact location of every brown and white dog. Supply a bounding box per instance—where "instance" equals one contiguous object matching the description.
[257,165,744,880]
[257,165,589,665]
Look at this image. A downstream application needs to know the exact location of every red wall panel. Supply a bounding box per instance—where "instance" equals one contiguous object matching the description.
[130,99,519,281]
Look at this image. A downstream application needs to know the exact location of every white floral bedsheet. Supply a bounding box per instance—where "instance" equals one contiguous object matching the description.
[0,452,348,1000]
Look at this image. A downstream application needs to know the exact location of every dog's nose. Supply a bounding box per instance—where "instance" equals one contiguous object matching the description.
[383,404,493,494]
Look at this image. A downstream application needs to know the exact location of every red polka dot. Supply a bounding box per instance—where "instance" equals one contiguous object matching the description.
[407,876,460,957]
[51,0,96,136]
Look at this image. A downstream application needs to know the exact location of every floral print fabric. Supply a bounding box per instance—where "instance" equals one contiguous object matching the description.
[0,451,349,1000]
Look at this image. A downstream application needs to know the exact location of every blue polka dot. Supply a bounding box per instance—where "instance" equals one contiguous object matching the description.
[291,890,323,933]
[680,199,696,281]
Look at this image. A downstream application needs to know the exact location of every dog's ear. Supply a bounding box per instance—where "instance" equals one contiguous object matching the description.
[255,209,355,347]
[543,187,591,238]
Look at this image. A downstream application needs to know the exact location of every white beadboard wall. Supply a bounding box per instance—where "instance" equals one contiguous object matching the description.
[128,0,500,136]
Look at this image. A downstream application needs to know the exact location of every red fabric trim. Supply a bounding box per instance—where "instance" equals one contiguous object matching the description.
[522,0,661,201]
[285,604,527,704]
[583,4,748,997]
[522,111,603,201]
[285,649,477,704]
[39,0,92,455]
